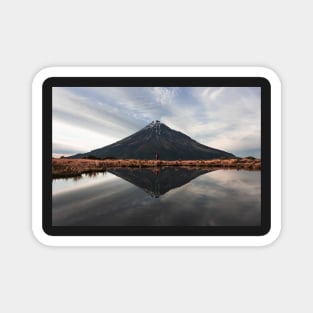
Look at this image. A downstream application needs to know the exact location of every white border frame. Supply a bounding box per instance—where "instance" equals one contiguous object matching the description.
[32,67,281,246]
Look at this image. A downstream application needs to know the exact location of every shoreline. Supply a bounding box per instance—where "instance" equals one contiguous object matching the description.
[52,157,261,179]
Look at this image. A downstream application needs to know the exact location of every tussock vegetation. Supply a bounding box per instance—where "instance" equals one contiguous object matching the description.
[52,157,261,178]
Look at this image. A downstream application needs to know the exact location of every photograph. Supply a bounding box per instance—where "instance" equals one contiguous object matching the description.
[52,86,262,227]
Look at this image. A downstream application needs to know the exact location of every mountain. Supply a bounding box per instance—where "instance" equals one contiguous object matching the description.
[71,120,235,160]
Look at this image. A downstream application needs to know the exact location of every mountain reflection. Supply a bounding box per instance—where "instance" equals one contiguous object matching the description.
[53,170,261,226]
[108,167,213,198]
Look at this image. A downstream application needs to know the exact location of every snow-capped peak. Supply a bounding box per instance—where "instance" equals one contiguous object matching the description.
[146,120,161,128]
[144,120,162,135]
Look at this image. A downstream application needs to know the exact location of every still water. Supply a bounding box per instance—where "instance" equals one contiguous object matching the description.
[52,168,261,226]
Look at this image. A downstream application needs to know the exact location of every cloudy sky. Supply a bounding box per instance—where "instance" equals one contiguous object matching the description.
[52,86,261,158]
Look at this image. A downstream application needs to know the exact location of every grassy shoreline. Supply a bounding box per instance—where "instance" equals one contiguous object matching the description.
[52,157,261,179]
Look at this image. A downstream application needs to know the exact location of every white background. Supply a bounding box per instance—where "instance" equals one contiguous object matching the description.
[0,1,311,312]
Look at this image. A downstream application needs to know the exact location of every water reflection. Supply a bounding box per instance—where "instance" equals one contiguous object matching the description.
[52,168,261,226]
[108,167,211,198]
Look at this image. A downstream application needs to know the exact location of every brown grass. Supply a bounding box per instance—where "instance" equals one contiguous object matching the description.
[52,157,261,178]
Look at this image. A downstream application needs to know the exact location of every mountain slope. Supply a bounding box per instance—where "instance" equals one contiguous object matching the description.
[71,120,235,160]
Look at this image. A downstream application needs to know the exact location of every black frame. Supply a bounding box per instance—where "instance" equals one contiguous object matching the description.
[43,77,271,236]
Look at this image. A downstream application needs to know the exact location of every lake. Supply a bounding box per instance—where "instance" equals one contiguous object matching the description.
[52,168,261,226]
